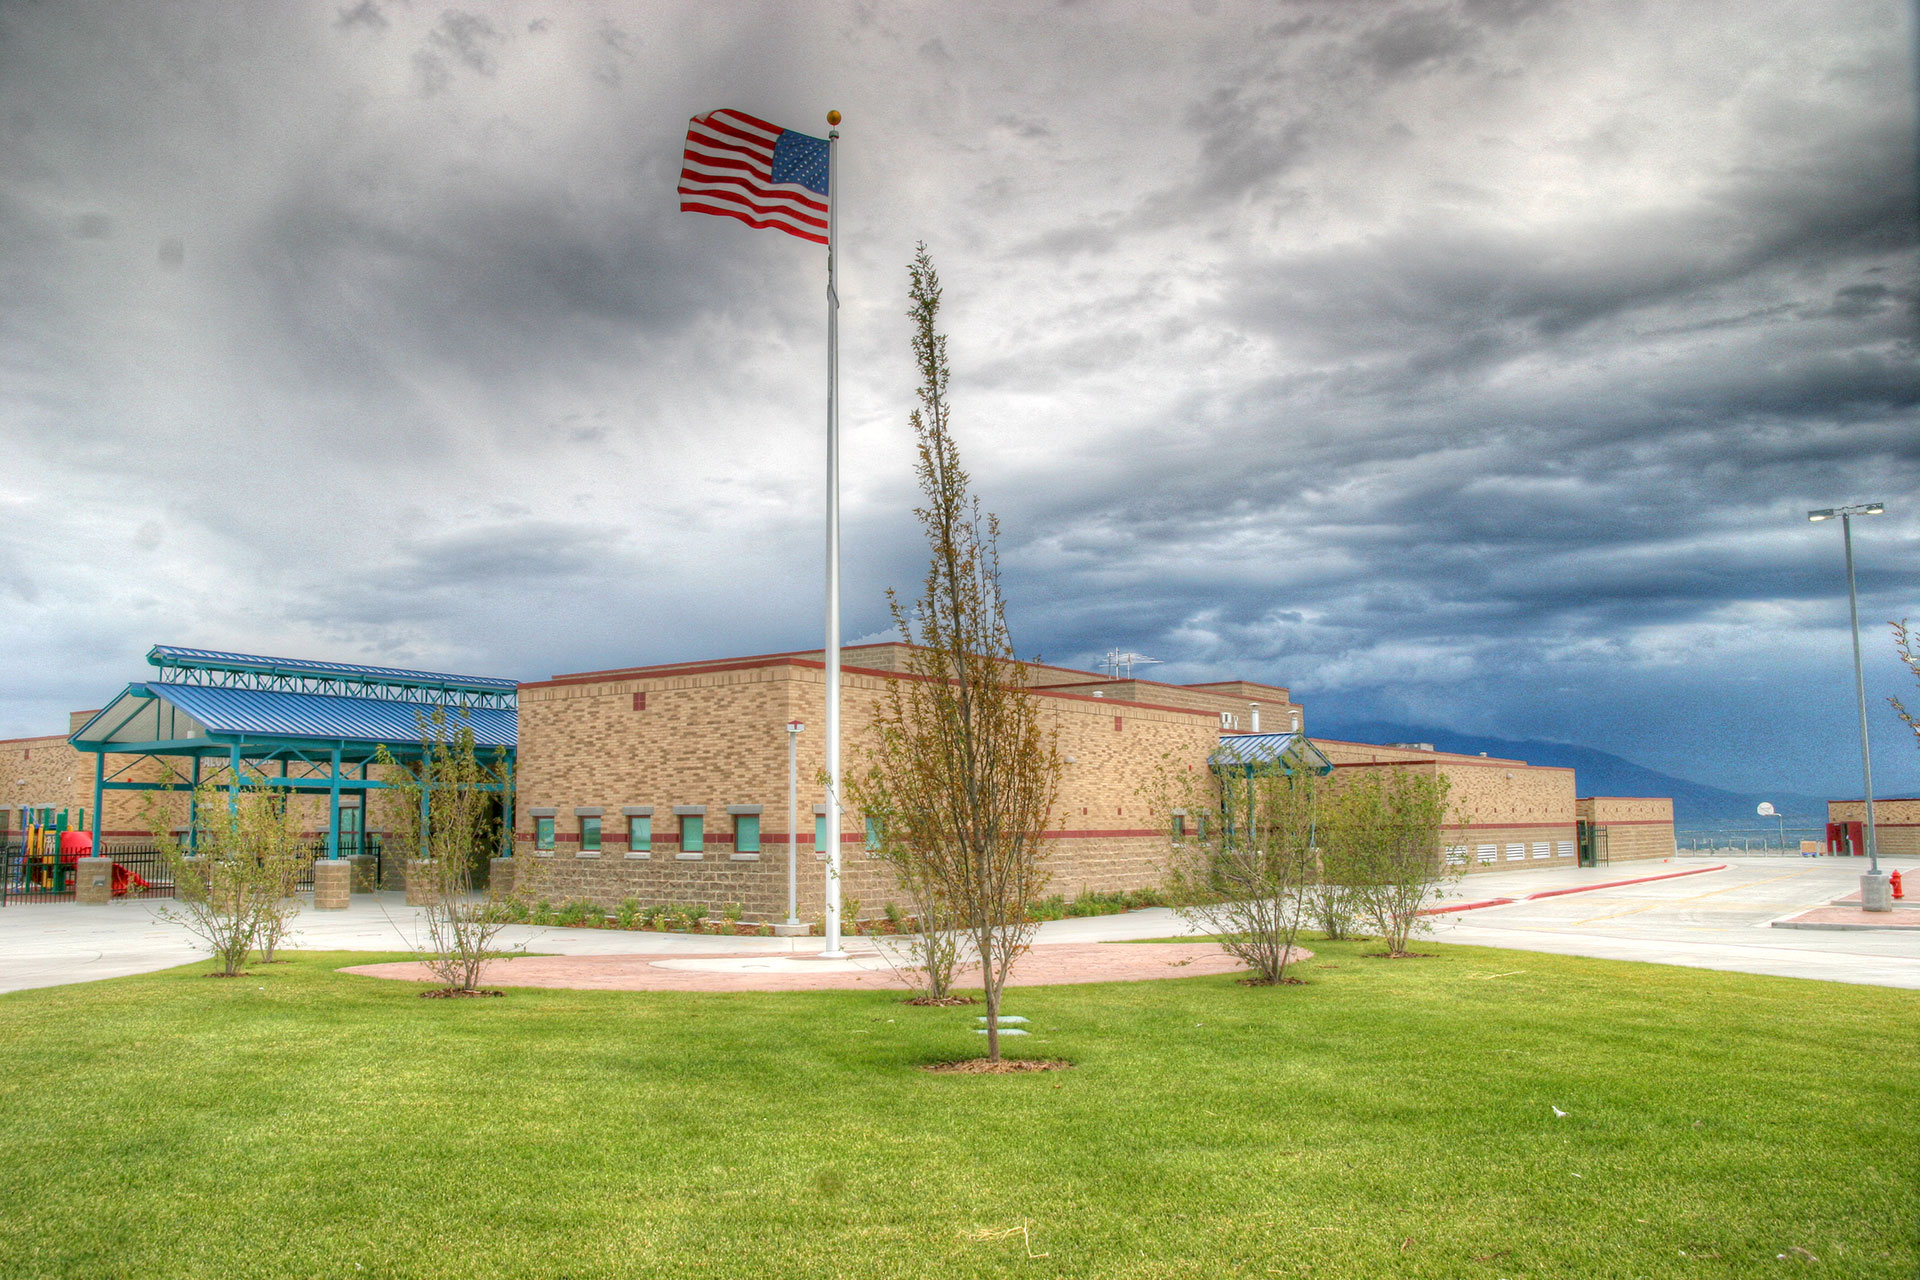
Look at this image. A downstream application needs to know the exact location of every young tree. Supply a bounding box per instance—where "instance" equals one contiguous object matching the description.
[1325,768,1455,957]
[871,835,968,1004]
[1165,739,1322,984]
[846,245,1063,1062]
[378,712,528,994]
[147,771,308,977]
[1892,619,1920,751]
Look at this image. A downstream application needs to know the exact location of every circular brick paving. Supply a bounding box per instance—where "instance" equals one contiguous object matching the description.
[338,941,1311,993]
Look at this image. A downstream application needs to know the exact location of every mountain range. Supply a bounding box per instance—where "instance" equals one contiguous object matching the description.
[1306,718,1832,828]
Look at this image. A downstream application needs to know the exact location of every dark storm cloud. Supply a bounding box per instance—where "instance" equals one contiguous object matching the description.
[0,0,1914,798]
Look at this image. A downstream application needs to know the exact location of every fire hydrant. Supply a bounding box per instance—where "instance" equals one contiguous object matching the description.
[1891,869,1904,900]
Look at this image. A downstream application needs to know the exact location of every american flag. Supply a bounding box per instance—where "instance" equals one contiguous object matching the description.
[678,109,830,245]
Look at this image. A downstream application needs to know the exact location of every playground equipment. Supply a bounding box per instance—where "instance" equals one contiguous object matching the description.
[12,807,76,895]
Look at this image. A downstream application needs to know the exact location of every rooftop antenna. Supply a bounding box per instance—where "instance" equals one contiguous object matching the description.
[1102,649,1163,680]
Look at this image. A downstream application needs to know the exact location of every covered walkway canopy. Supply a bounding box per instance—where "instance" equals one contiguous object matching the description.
[1209,732,1333,775]
[68,646,517,859]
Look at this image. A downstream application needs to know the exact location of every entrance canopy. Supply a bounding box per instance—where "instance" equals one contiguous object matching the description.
[1209,732,1333,775]
[69,646,518,858]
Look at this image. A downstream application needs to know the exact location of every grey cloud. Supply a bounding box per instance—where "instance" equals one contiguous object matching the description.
[1354,7,1480,76]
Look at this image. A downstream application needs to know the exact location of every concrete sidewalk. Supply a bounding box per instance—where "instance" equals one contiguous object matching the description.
[3,855,1916,993]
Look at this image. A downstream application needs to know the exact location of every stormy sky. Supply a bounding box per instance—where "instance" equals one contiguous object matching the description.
[1,0,1915,799]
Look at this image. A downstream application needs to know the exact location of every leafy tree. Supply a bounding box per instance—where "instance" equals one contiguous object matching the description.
[378,712,532,993]
[1324,768,1455,957]
[146,772,308,977]
[1165,739,1321,985]
[846,246,1063,1061]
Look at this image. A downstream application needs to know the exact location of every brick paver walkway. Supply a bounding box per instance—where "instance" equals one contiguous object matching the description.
[339,941,1306,993]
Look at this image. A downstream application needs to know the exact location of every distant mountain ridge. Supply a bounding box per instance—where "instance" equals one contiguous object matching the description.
[1307,718,1831,826]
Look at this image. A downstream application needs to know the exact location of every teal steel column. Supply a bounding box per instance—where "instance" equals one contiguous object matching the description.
[327,748,342,860]
[188,755,201,855]
[227,744,241,818]
[91,753,104,841]
[499,759,513,860]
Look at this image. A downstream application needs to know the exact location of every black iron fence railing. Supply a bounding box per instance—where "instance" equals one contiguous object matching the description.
[0,834,384,905]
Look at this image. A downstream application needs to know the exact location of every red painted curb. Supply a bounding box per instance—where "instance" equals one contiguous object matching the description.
[1419,897,1516,916]
[1420,864,1728,916]
[1521,864,1727,901]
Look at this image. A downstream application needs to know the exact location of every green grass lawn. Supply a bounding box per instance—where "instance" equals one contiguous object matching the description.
[0,940,1913,1280]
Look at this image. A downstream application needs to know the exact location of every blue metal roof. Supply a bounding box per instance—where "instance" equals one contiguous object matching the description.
[148,645,519,694]
[1209,732,1333,774]
[147,682,516,750]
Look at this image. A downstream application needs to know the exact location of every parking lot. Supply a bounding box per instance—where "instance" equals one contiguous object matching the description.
[1427,855,1920,988]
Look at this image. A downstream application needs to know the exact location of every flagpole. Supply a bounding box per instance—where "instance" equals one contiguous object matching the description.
[820,109,846,959]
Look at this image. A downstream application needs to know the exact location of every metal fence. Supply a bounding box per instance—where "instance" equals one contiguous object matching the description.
[0,834,383,905]
[0,844,77,904]
[1678,826,1833,856]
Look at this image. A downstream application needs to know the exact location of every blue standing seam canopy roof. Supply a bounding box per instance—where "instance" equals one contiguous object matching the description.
[148,645,518,695]
[71,682,515,753]
[1209,732,1333,774]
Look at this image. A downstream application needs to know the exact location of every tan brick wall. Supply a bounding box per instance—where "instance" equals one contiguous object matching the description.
[1313,739,1579,874]
[1827,798,1920,859]
[1576,796,1676,863]
[514,659,1219,918]
[0,733,171,844]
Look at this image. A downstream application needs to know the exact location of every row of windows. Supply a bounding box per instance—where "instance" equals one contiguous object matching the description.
[529,811,883,856]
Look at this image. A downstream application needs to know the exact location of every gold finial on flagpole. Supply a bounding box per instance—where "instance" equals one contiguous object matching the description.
[827,109,841,126]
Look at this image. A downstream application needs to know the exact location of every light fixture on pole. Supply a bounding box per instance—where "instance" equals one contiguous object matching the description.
[782,721,805,934]
[1807,502,1888,910]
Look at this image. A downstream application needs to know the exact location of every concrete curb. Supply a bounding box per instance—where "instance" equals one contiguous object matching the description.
[1420,863,1729,917]
[1772,920,1920,933]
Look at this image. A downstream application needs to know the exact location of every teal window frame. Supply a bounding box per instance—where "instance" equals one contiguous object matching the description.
[628,815,651,852]
[680,814,704,853]
[581,816,602,852]
[535,817,555,851]
[735,814,760,853]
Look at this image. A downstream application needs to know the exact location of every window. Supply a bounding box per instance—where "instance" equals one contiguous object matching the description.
[864,816,883,853]
[628,815,651,853]
[1556,840,1574,858]
[1531,841,1550,859]
[1505,843,1525,861]
[580,816,602,853]
[680,814,704,853]
[815,813,830,857]
[535,817,555,852]
[1171,812,1186,841]
[1445,845,1467,867]
[1476,844,1497,864]
[735,814,761,854]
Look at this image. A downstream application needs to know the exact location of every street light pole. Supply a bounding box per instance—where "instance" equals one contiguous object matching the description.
[1809,502,1887,909]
